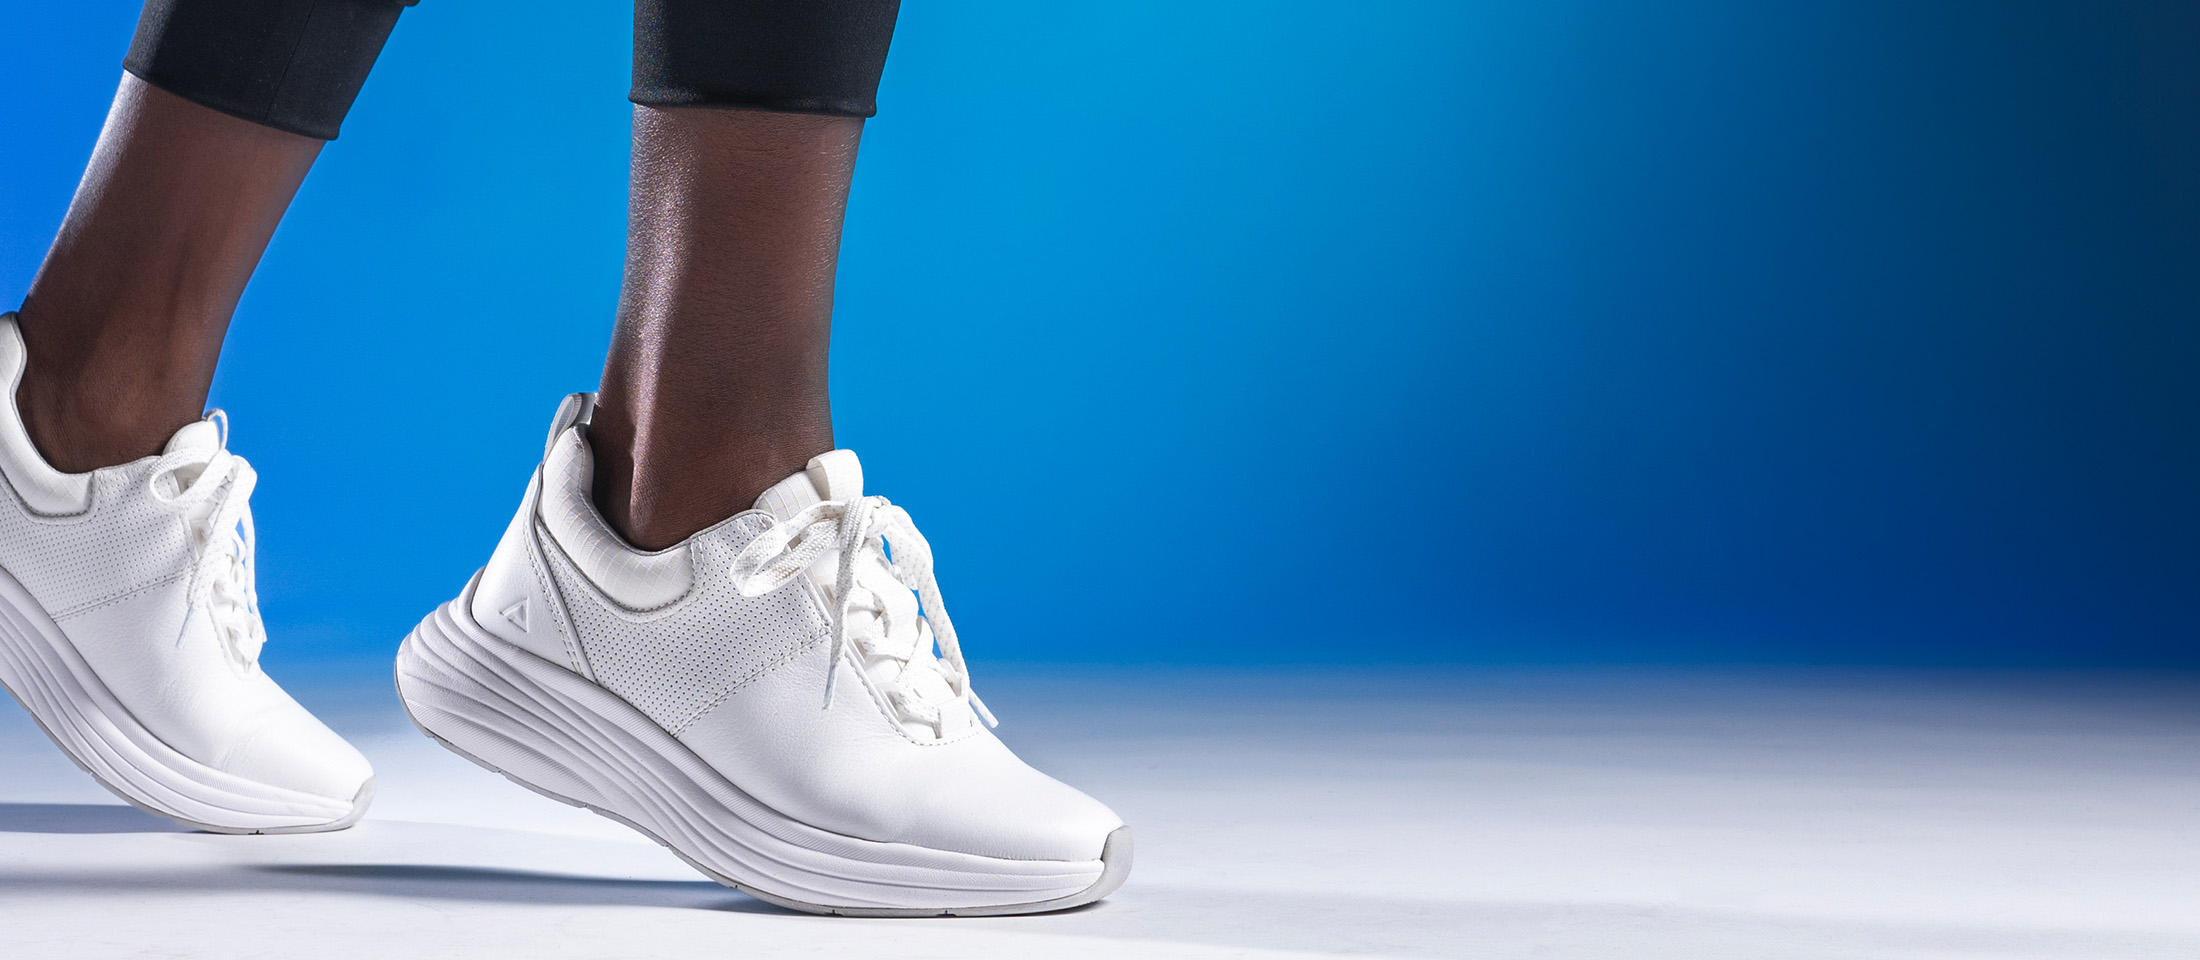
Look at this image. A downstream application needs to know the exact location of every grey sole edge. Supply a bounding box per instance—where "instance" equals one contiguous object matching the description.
[391,655,1132,918]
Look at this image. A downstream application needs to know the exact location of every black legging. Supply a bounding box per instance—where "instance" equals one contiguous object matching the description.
[121,0,901,140]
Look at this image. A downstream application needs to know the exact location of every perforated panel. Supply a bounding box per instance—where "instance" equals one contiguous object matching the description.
[548,520,830,735]
[0,466,197,619]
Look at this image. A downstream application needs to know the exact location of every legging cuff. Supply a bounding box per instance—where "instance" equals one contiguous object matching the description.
[630,0,900,118]
[122,0,412,141]
[119,0,899,138]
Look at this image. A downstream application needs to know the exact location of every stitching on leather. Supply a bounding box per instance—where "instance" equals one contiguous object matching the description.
[666,627,827,736]
[526,513,590,679]
[50,570,189,622]
[545,515,769,627]
[538,516,813,731]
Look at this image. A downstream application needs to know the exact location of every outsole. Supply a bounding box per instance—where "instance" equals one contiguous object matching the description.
[0,564,370,834]
[394,588,1131,917]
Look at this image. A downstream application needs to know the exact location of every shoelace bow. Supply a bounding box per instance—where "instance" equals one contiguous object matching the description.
[728,495,997,729]
[146,413,265,667]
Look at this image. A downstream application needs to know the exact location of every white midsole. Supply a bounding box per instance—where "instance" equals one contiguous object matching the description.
[0,563,356,831]
[394,580,1108,912]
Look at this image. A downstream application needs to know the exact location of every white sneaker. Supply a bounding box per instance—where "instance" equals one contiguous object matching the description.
[395,394,1131,915]
[0,314,374,833]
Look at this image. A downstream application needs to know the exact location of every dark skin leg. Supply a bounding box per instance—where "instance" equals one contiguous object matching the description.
[592,106,860,550]
[16,74,321,472]
[19,80,851,542]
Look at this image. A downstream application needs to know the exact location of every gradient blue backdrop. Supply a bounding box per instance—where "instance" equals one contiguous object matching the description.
[2,2,2196,666]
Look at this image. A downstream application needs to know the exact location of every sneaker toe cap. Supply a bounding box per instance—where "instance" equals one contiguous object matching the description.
[771,727,1125,863]
[892,748,1124,862]
[216,687,376,806]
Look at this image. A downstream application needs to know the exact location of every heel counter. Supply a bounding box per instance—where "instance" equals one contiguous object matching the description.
[468,470,589,677]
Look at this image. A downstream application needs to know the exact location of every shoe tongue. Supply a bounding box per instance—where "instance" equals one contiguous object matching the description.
[154,418,223,494]
[163,418,222,462]
[753,449,865,520]
[163,416,220,457]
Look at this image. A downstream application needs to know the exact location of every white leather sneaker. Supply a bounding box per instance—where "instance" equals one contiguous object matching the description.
[0,314,374,833]
[395,394,1130,915]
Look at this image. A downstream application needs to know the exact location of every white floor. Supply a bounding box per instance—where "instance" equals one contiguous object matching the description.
[1,663,2195,960]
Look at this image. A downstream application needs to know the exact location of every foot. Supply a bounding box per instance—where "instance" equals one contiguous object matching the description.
[395,394,1130,915]
[0,314,374,833]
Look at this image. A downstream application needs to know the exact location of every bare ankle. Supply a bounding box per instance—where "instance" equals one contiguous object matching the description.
[586,392,832,551]
[7,75,319,474]
[13,320,207,472]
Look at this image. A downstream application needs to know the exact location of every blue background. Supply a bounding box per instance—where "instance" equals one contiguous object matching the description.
[2,2,2195,667]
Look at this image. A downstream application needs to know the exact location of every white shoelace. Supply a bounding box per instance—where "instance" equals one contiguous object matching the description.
[728,495,998,730]
[146,412,265,667]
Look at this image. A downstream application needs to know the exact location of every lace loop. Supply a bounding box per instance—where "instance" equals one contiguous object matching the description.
[728,496,995,729]
[145,418,265,667]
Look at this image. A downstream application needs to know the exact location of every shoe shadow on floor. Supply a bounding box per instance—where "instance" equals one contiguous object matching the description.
[0,803,190,834]
[252,864,782,913]
[256,865,1107,917]
[0,857,775,913]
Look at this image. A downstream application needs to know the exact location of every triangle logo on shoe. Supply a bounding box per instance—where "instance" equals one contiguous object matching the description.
[501,600,530,632]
